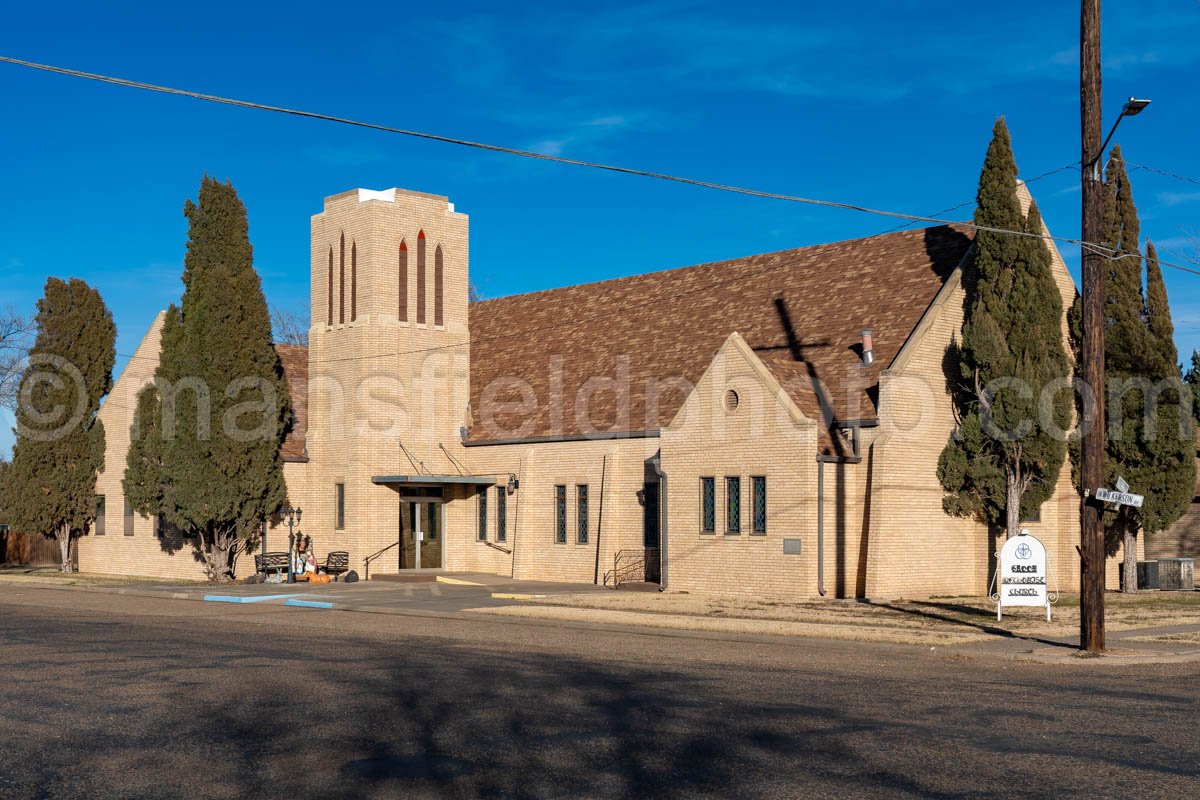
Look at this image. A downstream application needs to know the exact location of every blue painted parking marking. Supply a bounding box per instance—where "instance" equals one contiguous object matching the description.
[203,593,307,604]
[284,599,335,609]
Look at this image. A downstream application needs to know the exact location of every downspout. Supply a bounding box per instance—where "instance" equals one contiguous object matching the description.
[815,421,873,597]
[651,453,668,590]
[817,459,825,597]
[593,452,609,585]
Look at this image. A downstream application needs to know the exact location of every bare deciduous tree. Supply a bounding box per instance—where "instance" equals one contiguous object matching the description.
[270,305,309,347]
[0,307,33,410]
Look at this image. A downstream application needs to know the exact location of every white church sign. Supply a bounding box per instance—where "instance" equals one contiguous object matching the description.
[995,531,1051,621]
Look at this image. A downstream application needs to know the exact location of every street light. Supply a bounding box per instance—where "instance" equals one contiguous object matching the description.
[1078,77,1150,652]
[1094,97,1152,176]
[283,505,303,584]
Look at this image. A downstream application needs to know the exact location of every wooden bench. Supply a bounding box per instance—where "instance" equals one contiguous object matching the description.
[255,551,290,578]
[323,551,350,581]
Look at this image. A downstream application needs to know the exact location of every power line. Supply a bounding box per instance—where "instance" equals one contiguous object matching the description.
[1128,162,1200,187]
[0,54,1139,258]
[7,54,1198,278]
[6,54,1200,373]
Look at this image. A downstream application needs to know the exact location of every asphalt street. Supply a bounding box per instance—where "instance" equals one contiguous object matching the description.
[0,586,1197,799]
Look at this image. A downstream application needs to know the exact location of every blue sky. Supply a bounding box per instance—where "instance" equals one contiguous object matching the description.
[2,0,1199,454]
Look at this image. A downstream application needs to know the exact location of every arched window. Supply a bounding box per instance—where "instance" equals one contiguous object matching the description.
[339,232,345,324]
[416,230,427,325]
[399,240,408,321]
[350,241,358,322]
[327,247,334,326]
[434,244,444,327]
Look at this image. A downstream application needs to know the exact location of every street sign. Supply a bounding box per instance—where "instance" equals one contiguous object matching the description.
[1095,488,1144,508]
[1116,476,1130,494]
[996,532,1051,622]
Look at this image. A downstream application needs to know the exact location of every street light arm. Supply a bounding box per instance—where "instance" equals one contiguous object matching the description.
[1094,113,1126,169]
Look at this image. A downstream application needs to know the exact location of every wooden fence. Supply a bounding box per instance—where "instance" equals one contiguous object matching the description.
[0,528,66,566]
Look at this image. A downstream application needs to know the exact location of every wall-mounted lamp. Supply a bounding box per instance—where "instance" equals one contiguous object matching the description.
[506,474,520,495]
[636,489,647,506]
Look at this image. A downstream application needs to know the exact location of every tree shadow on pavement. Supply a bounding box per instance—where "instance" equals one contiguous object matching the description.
[1,603,1197,799]
[871,601,1071,649]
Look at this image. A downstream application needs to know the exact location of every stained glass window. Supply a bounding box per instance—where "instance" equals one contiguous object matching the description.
[577,485,589,544]
[478,489,488,541]
[726,476,741,534]
[496,487,507,542]
[555,485,567,543]
[701,477,716,534]
[752,476,767,535]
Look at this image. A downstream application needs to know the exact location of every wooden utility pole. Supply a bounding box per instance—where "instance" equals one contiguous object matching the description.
[1079,0,1106,653]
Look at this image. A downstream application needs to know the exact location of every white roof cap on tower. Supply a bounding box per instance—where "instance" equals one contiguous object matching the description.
[357,188,396,203]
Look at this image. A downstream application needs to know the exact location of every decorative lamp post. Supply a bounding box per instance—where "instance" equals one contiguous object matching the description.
[284,505,303,584]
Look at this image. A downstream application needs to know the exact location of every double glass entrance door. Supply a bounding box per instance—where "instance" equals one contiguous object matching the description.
[398,500,442,570]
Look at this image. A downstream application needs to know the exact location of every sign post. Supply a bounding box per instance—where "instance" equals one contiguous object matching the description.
[995,531,1051,622]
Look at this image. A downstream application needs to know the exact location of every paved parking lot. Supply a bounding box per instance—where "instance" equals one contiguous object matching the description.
[101,572,610,616]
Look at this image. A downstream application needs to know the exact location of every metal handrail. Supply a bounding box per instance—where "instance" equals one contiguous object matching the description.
[363,540,400,581]
[483,541,512,554]
[604,549,646,588]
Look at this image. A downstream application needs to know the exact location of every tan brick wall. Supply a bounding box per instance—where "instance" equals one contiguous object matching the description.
[660,334,822,598]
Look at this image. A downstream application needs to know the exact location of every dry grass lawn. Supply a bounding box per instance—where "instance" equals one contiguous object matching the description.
[470,589,1200,646]
[0,567,199,587]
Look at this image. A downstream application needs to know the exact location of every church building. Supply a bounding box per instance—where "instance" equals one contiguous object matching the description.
[79,183,1130,597]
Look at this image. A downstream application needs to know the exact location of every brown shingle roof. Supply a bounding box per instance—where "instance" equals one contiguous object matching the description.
[468,224,974,448]
[275,344,308,461]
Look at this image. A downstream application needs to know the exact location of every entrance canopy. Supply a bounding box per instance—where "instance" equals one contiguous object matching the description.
[371,475,497,488]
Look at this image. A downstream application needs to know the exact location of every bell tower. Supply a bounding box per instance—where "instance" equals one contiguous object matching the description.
[305,187,471,550]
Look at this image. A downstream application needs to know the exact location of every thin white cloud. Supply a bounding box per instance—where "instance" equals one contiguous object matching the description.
[1158,191,1200,207]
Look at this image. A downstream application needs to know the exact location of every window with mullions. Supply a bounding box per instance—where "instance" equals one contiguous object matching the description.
[700,477,716,534]
[496,487,507,542]
[726,476,741,534]
[478,489,488,541]
[752,476,767,535]
[577,484,589,544]
[554,485,567,543]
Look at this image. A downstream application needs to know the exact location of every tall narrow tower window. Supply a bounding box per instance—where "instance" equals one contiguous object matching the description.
[434,244,444,327]
[350,241,358,322]
[416,230,427,325]
[327,247,334,326]
[339,232,346,324]
[399,240,408,321]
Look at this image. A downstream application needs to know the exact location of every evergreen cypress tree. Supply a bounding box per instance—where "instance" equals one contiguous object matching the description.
[1184,351,1200,422]
[123,177,290,581]
[938,119,1071,540]
[123,382,165,515]
[2,278,115,571]
[1069,153,1195,590]
[1134,241,1194,578]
